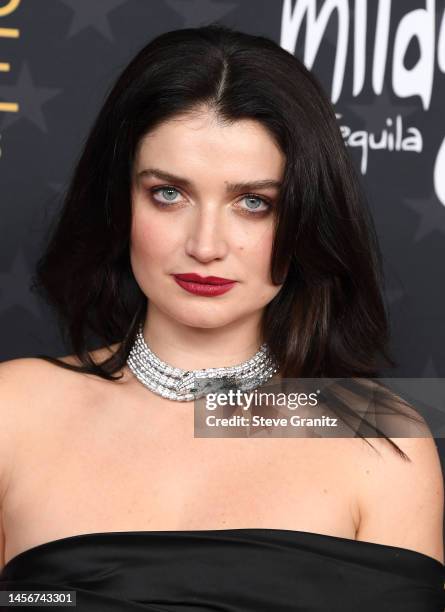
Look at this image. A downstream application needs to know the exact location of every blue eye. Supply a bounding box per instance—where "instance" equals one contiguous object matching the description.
[149,186,272,216]
[153,187,180,202]
[242,195,269,213]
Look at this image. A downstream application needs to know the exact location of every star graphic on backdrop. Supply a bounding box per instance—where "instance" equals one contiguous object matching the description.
[403,190,445,242]
[165,0,237,27]
[0,62,61,133]
[0,249,44,321]
[60,0,129,41]
[345,86,419,129]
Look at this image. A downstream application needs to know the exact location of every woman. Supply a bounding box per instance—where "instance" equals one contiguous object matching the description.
[0,24,443,611]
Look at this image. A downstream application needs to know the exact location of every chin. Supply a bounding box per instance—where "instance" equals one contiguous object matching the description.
[172,308,238,329]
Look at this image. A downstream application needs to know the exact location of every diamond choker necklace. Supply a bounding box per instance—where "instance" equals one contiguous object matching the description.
[126,323,279,401]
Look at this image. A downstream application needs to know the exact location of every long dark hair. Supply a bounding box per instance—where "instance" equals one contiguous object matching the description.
[32,24,424,459]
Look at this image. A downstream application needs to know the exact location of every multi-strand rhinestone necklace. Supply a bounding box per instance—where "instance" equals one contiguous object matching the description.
[126,322,278,401]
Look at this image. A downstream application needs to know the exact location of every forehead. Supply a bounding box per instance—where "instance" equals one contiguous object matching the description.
[134,111,285,180]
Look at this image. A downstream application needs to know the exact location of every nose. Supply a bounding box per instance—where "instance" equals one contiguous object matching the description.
[184,204,229,263]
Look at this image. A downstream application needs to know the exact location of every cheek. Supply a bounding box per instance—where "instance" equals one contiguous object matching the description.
[130,209,174,265]
[240,226,275,281]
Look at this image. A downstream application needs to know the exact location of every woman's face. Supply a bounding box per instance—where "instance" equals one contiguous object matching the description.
[130,109,286,330]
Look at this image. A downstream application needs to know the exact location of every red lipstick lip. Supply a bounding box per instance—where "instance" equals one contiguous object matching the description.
[173,276,236,297]
[173,273,236,285]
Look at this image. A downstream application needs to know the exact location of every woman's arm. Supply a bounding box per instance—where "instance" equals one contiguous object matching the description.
[355,434,444,564]
[0,358,38,572]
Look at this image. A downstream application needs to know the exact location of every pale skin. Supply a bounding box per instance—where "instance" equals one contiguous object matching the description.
[130,108,286,368]
[0,108,443,572]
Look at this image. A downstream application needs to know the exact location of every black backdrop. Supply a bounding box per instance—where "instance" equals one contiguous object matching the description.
[0,0,444,498]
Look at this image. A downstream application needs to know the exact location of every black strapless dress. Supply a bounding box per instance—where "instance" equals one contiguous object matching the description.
[0,528,443,611]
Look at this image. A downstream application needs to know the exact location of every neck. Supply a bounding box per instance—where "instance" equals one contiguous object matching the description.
[141,302,265,371]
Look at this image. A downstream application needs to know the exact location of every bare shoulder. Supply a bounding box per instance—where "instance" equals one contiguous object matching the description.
[0,344,121,439]
[354,414,444,565]
[0,353,92,404]
[0,355,62,385]
[0,356,66,424]
[0,356,66,568]
[0,356,77,443]
[0,359,41,496]
[0,346,125,568]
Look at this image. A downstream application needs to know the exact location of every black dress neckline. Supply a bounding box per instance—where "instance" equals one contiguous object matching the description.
[2,527,443,611]
[4,527,444,573]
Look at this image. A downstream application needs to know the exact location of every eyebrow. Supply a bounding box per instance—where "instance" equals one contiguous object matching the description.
[137,168,282,193]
